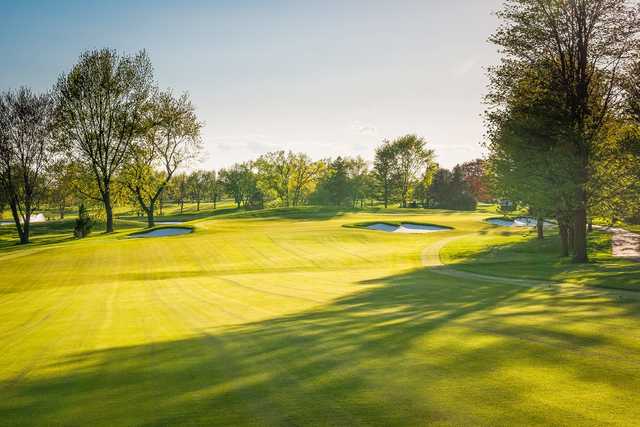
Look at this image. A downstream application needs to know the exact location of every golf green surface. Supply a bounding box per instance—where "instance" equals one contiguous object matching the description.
[1,207,639,426]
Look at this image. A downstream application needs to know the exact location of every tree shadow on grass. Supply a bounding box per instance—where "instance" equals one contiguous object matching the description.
[445,230,640,291]
[119,207,241,224]
[0,218,143,256]
[224,206,352,221]
[3,267,639,425]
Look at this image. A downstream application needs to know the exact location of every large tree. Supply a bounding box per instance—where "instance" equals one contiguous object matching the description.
[373,140,398,208]
[166,172,189,214]
[48,159,77,219]
[486,63,582,250]
[54,48,154,233]
[201,170,220,209]
[490,0,640,262]
[0,186,6,219]
[255,151,293,207]
[219,162,256,208]
[323,157,351,206]
[392,134,435,208]
[0,88,55,244]
[459,159,491,202]
[290,153,324,207]
[187,170,208,212]
[413,162,438,208]
[122,91,202,227]
[346,156,370,208]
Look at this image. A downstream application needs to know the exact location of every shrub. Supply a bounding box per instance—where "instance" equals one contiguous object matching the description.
[74,204,93,238]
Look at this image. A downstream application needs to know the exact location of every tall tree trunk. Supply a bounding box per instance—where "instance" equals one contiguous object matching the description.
[9,199,28,244]
[196,199,200,211]
[384,183,389,208]
[559,223,569,257]
[568,223,575,254]
[213,194,217,209]
[23,217,30,244]
[587,218,593,232]
[536,217,544,240]
[146,206,155,228]
[573,206,588,263]
[180,200,184,214]
[103,188,114,233]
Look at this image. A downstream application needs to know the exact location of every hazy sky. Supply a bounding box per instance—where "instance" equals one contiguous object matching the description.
[1,0,504,169]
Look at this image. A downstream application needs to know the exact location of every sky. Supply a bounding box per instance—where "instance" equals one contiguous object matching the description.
[0,0,504,170]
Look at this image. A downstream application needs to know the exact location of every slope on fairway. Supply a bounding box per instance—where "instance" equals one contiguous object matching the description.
[1,208,640,426]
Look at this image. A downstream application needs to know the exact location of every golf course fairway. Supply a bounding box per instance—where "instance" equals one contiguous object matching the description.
[1,207,640,426]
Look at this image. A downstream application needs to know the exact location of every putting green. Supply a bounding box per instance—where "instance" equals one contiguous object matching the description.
[1,207,639,425]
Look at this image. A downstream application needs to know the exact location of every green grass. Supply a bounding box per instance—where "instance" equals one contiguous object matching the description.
[1,207,640,425]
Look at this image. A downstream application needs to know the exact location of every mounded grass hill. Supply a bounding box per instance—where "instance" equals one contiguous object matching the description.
[1,206,639,425]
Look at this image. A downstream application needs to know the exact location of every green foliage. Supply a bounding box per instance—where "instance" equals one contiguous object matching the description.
[372,134,435,208]
[121,90,202,226]
[392,134,435,208]
[311,157,351,206]
[487,0,640,262]
[54,48,155,233]
[186,170,208,211]
[219,162,259,209]
[0,87,56,244]
[373,140,399,207]
[254,151,325,207]
[427,167,477,211]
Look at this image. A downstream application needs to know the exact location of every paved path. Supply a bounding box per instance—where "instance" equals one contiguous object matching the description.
[597,226,640,261]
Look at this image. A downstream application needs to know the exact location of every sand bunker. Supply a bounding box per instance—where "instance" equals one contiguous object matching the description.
[154,221,183,225]
[486,217,555,228]
[130,227,192,238]
[31,213,46,223]
[0,213,46,225]
[366,223,450,234]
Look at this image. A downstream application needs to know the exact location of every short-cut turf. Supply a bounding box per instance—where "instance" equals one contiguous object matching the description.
[1,207,639,426]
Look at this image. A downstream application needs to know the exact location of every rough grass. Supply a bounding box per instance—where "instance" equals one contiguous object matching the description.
[1,207,640,425]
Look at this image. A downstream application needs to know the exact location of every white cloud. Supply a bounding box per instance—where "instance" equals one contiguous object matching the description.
[350,121,378,136]
[452,58,477,78]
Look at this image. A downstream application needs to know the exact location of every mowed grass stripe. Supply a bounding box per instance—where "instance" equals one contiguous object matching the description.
[1,208,640,425]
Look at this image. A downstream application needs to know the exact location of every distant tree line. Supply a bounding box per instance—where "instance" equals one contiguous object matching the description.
[0,48,490,245]
[204,136,487,212]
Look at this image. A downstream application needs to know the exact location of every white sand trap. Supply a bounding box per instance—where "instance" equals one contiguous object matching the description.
[0,213,46,225]
[486,218,515,227]
[367,223,450,234]
[486,217,555,228]
[31,213,46,223]
[131,227,192,238]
